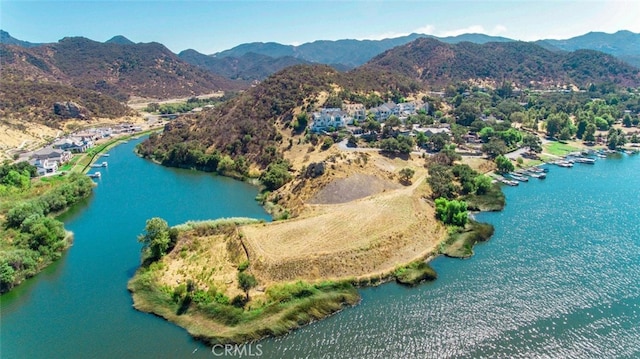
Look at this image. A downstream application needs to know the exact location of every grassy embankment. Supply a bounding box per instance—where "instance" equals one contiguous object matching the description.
[541,141,582,159]
[0,171,94,293]
[440,221,495,258]
[128,219,359,344]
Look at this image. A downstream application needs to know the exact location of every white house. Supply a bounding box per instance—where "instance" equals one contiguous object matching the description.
[32,158,59,176]
[369,102,398,121]
[343,104,366,122]
[32,148,71,164]
[311,108,353,132]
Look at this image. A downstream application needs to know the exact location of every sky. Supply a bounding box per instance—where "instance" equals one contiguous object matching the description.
[1,0,639,55]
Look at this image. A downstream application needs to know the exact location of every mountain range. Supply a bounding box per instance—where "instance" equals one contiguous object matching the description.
[1,36,243,101]
[2,30,638,83]
[1,30,638,125]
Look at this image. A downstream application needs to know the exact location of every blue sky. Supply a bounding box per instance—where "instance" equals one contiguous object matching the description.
[2,1,639,54]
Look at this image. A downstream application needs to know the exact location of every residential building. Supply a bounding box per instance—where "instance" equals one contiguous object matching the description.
[311,108,353,132]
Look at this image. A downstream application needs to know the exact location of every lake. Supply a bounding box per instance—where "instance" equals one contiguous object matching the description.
[2,141,639,358]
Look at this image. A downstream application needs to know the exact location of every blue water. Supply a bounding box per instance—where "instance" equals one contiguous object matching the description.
[0,138,271,358]
[2,143,639,358]
[256,154,640,358]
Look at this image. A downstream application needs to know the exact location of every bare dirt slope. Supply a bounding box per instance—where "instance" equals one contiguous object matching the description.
[308,173,401,204]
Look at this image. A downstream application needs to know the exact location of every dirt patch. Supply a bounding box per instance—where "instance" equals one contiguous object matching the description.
[308,173,400,204]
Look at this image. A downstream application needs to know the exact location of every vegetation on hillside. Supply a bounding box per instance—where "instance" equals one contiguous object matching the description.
[0,166,94,293]
[0,79,132,123]
[1,38,244,101]
[129,218,359,344]
[360,38,640,88]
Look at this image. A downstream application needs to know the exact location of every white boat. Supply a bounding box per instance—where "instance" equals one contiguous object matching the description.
[573,157,596,164]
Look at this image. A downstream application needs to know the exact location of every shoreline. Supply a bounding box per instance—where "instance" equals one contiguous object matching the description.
[127,173,503,344]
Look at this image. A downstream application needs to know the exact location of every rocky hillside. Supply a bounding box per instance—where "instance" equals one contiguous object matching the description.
[357,38,640,88]
[0,79,132,123]
[0,37,245,101]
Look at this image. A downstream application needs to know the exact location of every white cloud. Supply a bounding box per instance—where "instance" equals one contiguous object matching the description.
[413,25,436,35]
[437,25,508,38]
[361,24,508,41]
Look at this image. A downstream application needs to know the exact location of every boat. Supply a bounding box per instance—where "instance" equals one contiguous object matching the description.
[573,157,596,164]
[91,161,108,168]
[101,153,110,157]
[508,173,529,182]
[87,172,101,178]
[526,171,546,179]
[553,160,573,168]
[500,178,519,186]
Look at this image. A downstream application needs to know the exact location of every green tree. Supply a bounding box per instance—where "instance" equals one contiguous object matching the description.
[428,132,450,152]
[1,170,30,190]
[482,138,507,158]
[398,168,415,184]
[474,175,493,195]
[434,198,468,227]
[321,137,334,150]
[138,217,171,262]
[495,155,514,173]
[293,112,309,132]
[5,201,45,228]
[260,160,292,191]
[622,114,632,127]
[522,134,542,153]
[0,262,16,292]
[237,272,258,301]
[385,115,402,127]
[584,123,597,143]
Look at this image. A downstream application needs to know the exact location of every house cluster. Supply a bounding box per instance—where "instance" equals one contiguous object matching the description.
[310,108,354,132]
[27,126,136,176]
[310,100,430,132]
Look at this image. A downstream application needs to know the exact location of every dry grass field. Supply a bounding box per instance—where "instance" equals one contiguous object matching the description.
[241,152,446,285]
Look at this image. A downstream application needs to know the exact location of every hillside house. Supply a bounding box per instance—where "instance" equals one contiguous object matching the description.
[53,137,93,153]
[369,102,398,121]
[32,159,58,176]
[32,148,71,164]
[344,104,366,122]
[311,108,353,132]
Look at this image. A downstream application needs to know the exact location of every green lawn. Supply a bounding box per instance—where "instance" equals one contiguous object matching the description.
[543,141,581,156]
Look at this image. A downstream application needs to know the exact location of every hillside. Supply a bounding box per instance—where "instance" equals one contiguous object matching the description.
[137,65,341,168]
[0,30,42,48]
[537,30,640,68]
[0,37,245,101]
[358,38,640,88]
[178,49,312,81]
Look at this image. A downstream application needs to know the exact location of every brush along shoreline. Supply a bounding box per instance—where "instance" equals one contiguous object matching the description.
[128,155,503,344]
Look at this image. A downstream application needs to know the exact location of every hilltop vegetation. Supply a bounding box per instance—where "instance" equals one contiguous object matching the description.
[360,38,640,88]
[178,49,312,81]
[0,37,244,101]
[0,79,132,124]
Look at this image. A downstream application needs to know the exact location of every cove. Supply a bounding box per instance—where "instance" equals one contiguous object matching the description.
[0,138,271,358]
